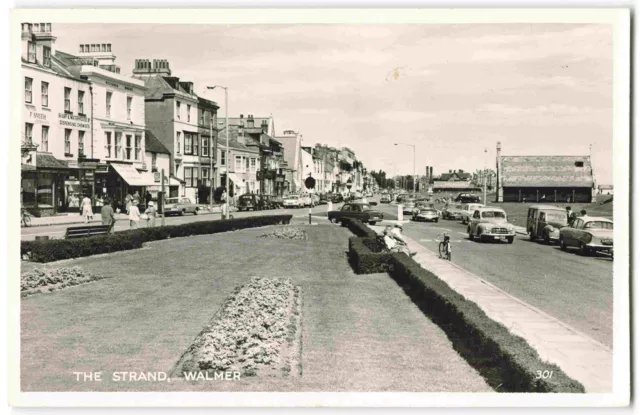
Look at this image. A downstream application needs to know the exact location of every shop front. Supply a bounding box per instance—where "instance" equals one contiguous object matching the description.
[21,153,74,217]
[93,162,156,211]
[146,172,182,202]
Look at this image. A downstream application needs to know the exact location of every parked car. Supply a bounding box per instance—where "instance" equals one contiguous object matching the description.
[261,195,279,210]
[282,195,304,208]
[164,197,199,216]
[272,195,285,208]
[311,194,320,206]
[467,207,516,243]
[237,194,263,211]
[442,203,464,220]
[527,205,568,244]
[380,193,392,203]
[300,194,313,207]
[318,194,329,205]
[402,199,416,215]
[559,217,613,256]
[328,202,384,225]
[330,194,344,203]
[454,193,481,203]
[396,193,410,203]
[460,203,485,224]
[412,207,439,222]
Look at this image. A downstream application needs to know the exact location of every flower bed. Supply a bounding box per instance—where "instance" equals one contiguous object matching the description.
[21,267,108,297]
[259,227,308,240]
[174,277,302,378]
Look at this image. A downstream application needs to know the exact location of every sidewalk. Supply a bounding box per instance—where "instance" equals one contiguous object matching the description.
[399,233,612,393]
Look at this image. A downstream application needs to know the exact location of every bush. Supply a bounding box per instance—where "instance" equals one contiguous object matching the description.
[342,218,378,238]
[348,237,399,274]
[22,215,293,263]
[387,254,585,393]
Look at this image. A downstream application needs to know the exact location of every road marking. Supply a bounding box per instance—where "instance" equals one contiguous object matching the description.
[432,227,451,231]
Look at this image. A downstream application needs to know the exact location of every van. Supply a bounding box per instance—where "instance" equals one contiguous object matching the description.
[461,203,484,224]
[527,205,568,244]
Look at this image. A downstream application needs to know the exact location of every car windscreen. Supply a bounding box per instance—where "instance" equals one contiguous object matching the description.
[481,211,506,219]
[166,198,179,203]
[546,212,568,224]
[240,195,253,200]
[360,205,372,211]
[420,209,437,213]
[584,221,613,230]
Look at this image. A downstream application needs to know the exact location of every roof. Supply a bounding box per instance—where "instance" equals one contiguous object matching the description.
[144,130,171,154]
[581,216,613,223]
[500,156,594,187]
[528,204,567,211]
[438,171,472,181]
[432,181,480,189]
[36,153,68,169]
[137,75,197,101]
[217,126,260,153]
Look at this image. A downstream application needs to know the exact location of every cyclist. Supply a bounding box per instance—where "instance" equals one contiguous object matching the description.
[437,232,452,260]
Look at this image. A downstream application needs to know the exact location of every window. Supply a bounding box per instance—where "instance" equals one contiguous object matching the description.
[27,41,36,63]
[64,87,71,112]
[184,133,192,154]
[127,96,132,120]
[199,109,204,126]
[202,168,210,184]
[245,157,250,171]
[78,90,85,115]
[41,82,48,107]
[220,150,227,166]
[43,46,51,67]
[64,129,71,154]
[125,135,132,160]
[106,91,112,118]
[201,136,209,156]
[187,104,191,122]
[250,158,257,172]
[151,153,157,171]
[184,167,199,188]
[78,130,85,156]
[192,134,198,155]
[176,132,181,154]
[176,101,181,120]
[24,77,32,103]
[105,132,112,158]
[135,135,141,160]
[24,123,33,144]
[41,126,48,152]
[575,161,584,168]
[235,156,243,172]
[115,132,122,159]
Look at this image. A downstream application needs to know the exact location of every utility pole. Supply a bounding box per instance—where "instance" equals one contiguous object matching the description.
[161,169,165,227]
[483,147,488,205]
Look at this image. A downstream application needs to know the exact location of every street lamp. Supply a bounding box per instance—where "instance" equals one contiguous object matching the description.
[395,142,416,197]
[483,147,488,205]
[208,85,229,219]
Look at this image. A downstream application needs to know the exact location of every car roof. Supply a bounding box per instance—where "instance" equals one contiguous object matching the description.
[478,207,505,212]
[528,204,566,211]
[580,216,613,223]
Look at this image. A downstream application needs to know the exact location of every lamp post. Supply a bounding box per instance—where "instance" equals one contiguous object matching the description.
[483,147,488,205]
[208,85,229,219]
[201,88,216,210]
[395,143,416,197]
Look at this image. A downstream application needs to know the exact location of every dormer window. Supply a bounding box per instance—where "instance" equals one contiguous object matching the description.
[575,161,584,168]
[27,41,36,63]
[43,46,51,67]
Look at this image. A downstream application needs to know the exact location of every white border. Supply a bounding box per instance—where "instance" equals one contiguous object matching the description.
[8,8,630,407]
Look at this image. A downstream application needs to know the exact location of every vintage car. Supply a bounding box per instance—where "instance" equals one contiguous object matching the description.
[260,195,279,210]
[380,193,392,203]
[164,197,200,216]
[527,205,568,244]
[467,207,516,243]
[282,195,304,208]
[442,203,463,220]
[237,194,263,211]
[318,194,329,205]
[454,193,481,203]
[460,203,485,224]
[559,216,613,256]
[412,207,439,222]
[396,193,410,203]
[328,202,384,225]
[402,199,416,215]
[310,194,320,206]
[299,194,313,207]
[330,194,344,203]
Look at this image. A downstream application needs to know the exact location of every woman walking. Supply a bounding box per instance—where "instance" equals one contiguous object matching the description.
[81,194,93,223]
[144,201,157,228]
[128,202,141,229]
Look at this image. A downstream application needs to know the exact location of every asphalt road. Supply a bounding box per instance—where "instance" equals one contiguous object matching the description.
[373,200,613,347]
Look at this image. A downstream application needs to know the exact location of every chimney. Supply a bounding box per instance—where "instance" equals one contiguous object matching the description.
[247,115,254,128]
[430,167,433,182]
[132,58,171,76]
[240,114,244,119]
[261,119,268,134]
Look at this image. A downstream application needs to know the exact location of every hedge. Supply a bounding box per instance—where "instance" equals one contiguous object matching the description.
[341,217,378,238]
[21,215,293,263]
[343,218,585,393]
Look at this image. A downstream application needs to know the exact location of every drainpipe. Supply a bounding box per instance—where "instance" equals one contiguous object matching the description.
[89,85,94,159]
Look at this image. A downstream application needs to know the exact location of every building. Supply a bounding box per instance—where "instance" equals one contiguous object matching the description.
[598,184,613,195]
[495,141,596,203]
[432,169,480,193]
[143,129,173,200]
[216,122,261,197]
[196,96,220,202]
[300,146,315,193]
[277,130,302,193]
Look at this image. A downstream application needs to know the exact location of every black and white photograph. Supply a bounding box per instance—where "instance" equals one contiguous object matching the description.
[8,7,630,407]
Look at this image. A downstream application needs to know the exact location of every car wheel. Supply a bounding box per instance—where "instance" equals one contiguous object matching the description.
[579,242,590,256]
[194,208,199,215]
[506,236,514,244]
[560,236,567,251]
[180,209,185,216]
[476,230,482,242]
[529,230,536,241]
[434,219,439,223]
[368,221,376,225]
[468,227,474,240]
[330,217,338,224]
[543,233,551,245]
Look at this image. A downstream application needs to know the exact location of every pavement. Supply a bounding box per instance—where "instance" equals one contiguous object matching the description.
[397,232,612,393]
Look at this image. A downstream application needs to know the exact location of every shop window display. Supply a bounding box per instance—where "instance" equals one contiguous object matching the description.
[21,177,37,207]
[37,173,54,207]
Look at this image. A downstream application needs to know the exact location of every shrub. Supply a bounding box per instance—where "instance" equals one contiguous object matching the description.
[342,218,378,238]
[387,254,585,393]
[22,215,293,263]
[348,237,399,274]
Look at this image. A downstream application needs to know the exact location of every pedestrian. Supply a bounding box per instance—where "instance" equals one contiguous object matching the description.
[221,189,228,220]
[101,198,116,233]
[566,206,577,226]
[132,191,141,207]
[125,192,133,215]
[580,209,588,218]
[128,202,141,229]
[144,201,157,228]
[145,191,152,207]
[81,194,93,223]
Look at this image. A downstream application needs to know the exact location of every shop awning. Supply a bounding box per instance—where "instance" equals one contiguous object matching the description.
[110,163,156,186]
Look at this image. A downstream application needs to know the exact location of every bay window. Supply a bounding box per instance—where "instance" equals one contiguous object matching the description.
[184,133,192,154]
[125,135,132,160]
[134,135,141,160]
[192,134,198,155]
[201,136,209,156]
[105,132,112,158]
[184,167,199,188]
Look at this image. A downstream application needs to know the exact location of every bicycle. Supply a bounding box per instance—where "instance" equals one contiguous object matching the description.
[438,232,452,261]
[21,208,32,227]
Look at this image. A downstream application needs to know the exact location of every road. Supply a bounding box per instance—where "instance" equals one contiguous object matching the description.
[20,204,334,241]
[372,199,613,347]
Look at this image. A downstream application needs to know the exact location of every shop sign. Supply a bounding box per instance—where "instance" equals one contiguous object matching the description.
[154,172,161,183]
[58,113,90,129]
[28,111,48,123]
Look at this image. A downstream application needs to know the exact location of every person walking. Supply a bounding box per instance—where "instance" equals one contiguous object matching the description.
[221,189,228,220]
[128,202,141,229]
[101,198,116,233]
[81,194,93,223]
[125,192,133,215]
[145,191,152,208]
[144,201,157,228]
[132,191,141,208]
[566,206,576,226]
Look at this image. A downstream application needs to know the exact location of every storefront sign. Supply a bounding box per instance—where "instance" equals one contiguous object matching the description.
[28,111,48,123]
[59,113,90,129]
[95,164,110,173]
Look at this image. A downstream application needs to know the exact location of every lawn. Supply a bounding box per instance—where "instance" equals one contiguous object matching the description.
[21,224,491,392]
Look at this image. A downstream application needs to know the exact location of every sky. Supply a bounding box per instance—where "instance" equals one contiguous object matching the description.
[54,23,613,184]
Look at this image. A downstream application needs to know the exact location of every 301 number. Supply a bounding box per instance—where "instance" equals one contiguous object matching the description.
[535,370,554,379]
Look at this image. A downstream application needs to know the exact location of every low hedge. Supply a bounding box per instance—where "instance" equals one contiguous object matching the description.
[341,217,378,238]
[348,236,398,274]
[22,215,293,263]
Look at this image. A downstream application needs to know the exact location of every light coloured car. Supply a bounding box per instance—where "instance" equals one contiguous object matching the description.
[164,197,199,216]
[380,193,392,203]
[282,195,304,208]
[311,194,320,206]
[461,203,485,224]
[559,216,613,256]
[402,199,416,215]
[527,205,568,244]
[300,194,313,207]
[412,207,439,222]
[467,207,516,243]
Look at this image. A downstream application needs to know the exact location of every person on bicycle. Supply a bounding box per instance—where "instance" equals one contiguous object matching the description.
[437,232,452,259]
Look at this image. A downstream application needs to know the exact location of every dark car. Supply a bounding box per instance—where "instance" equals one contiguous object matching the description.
[454,193,481,203]
[260,195,279,210]
[237,194,262,211]
[318,194,329,205]
[330,194,344,203]
[328,202,384,225]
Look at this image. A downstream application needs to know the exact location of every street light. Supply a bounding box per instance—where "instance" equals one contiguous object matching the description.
[483,147,488,205]
[208,85,229,219]
[395,142,416,197]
